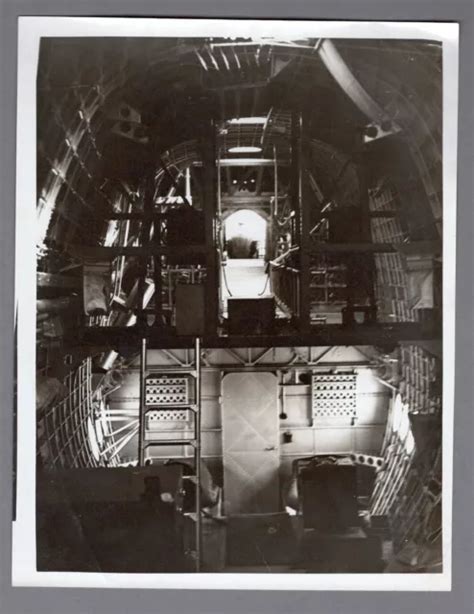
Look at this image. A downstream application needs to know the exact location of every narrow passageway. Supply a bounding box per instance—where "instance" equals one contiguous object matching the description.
[223,258,269,297]
[221,258,271,315]
[221,208,270,312]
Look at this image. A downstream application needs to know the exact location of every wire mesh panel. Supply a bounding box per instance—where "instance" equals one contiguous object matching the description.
[37,358,101,469]
[400,345,441,414]
[369,183,416,323]
[37,358,136,469]
[145,376,189,406]
[147,408,191,425]
[311,373,357,419]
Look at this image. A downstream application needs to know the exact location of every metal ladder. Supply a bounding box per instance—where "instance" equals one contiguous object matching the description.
[138,337,203,571]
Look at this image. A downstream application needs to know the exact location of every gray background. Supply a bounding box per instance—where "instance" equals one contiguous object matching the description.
[0,1,472,612]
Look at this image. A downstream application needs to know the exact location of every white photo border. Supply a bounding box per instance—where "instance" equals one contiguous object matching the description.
[13,16,459,591]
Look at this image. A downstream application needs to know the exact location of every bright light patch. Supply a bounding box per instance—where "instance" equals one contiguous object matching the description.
[227,117,267,125]
[227,146,262,153]
[392,394,403,433]
[225,209,267,245]
[399,409,410,441]
[405,430,415,454]
[87,416,101,462]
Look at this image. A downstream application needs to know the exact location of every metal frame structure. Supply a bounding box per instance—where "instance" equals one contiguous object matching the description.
[137,337,203,572]
[34,37,444,571]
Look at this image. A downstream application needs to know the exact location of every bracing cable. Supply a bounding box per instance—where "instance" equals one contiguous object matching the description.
[218,237,233,297]
[221,261,233,297]
[258,270,271,296]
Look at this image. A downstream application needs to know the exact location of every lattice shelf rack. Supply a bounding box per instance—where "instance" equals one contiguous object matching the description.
[311,373,357,420]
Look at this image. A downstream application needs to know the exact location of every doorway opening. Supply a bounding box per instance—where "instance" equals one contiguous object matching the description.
[224,209,267,260]
[222,210,270,304]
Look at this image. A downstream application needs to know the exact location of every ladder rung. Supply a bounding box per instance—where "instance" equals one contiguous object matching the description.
[144,439,197,447]
[143,404,198,411]
[146,368,197,376]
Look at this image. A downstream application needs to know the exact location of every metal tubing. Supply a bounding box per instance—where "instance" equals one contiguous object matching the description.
[197,158,289,167]
[299,114,312,333]
[318,39,397,126]
[138,337,147,466]
[194,337,202,572]
[200,122,219,335]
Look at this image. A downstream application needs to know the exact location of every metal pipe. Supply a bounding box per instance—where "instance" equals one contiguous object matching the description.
[195,158,289,167]
[273,146,279,218]
[138,338,147,466]
[270,245,300,266]
[317,39,396,126]
[78,321,440,348]
[99,282,155,371]
[107,424,140,462]
[107,419,140,439]
[113,202,132,298]
[159,157,192,208]
[195,337,202,572]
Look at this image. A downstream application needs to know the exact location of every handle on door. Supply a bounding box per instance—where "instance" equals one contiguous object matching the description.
[264,445,276,451]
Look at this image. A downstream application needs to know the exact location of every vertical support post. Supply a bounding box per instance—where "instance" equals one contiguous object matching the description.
[200,121,219,335]
[217,155,222,219]
[138,337,147,466]
[290,111,301,320]
[292,111,311,331]
[216,152,223,311]
[269,146,278,263]
[137,150,156,327]
[300,132,312,333]
[273,146,279,218]
[194,337,202,572]
[135,225,149,328]
[146,173,163,329]
[185,166,192,201]
[356,153,377,313]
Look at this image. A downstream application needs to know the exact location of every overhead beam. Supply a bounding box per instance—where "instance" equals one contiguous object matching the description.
[74,321,439,349]
[70,241,440,260]
[309,240,441,255]
[317,39,400,130]
[221,195,274,206]
[193,159,290,168]
[66,244,208,259]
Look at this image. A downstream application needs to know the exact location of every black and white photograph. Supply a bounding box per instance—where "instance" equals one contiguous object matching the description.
[12,17,458,590]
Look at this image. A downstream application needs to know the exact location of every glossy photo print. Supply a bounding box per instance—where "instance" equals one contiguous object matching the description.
[13,17,458,590]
